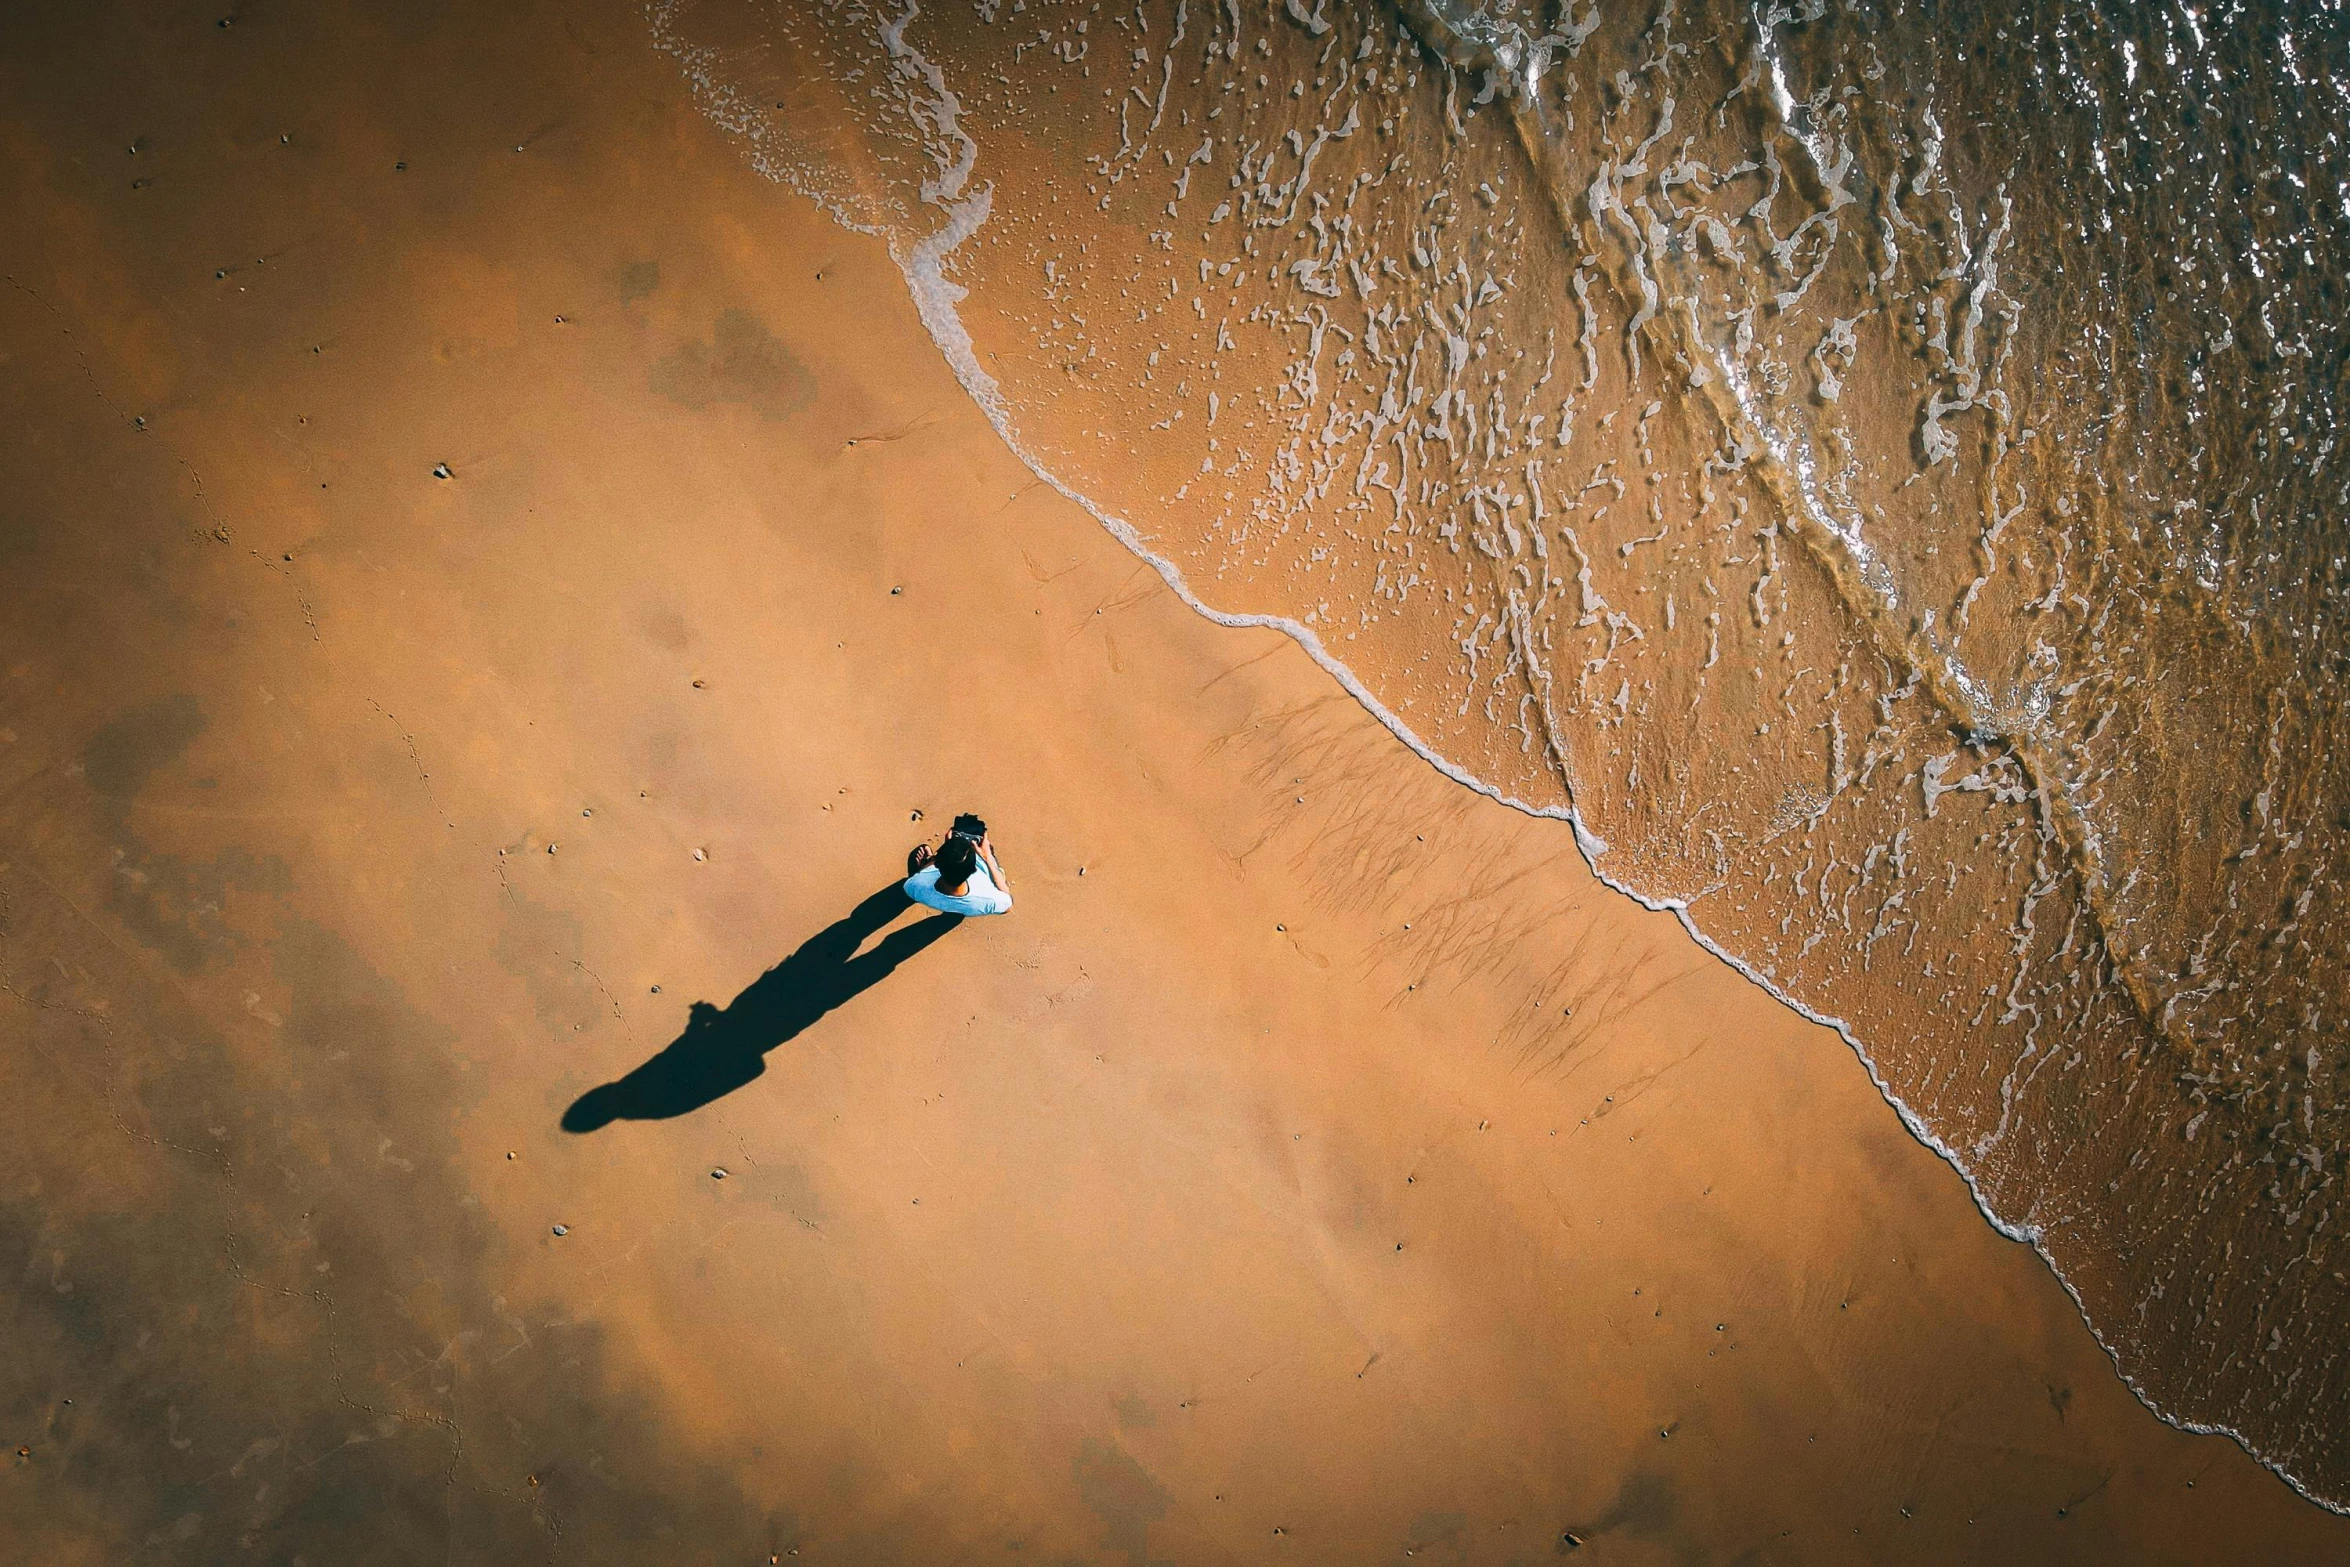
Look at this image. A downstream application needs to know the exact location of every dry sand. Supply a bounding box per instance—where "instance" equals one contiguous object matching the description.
[2,2,2345,1562]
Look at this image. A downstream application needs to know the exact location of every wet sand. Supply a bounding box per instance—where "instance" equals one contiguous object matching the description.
[2,2,2345,1562]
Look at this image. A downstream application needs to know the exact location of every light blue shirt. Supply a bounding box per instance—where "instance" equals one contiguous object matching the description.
[904,862,1012,916]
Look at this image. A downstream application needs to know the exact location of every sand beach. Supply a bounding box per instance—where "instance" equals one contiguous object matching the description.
[3,2,2346,1561]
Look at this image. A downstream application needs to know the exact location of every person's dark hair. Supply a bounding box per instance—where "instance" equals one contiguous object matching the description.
[933,834,980,887]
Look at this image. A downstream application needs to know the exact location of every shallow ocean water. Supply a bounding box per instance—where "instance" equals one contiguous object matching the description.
[648,0,2350,1506]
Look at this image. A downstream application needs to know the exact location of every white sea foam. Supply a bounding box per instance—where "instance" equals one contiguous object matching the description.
[648,0,2350,1512]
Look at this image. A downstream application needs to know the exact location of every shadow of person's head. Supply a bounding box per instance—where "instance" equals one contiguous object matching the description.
[560,1082,628,1134]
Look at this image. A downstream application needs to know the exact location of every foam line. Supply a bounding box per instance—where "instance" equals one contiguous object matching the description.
[897,221,2350,1518]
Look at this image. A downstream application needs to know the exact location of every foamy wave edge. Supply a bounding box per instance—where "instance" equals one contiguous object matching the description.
[646,1,2347,1518]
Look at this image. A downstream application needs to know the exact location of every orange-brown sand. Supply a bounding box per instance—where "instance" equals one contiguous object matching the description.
[2,3,2345,1562]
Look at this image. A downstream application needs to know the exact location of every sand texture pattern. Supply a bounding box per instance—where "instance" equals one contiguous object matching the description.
[1,2,2345,1562]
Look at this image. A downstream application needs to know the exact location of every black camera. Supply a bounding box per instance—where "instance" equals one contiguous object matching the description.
[950,812,988,841]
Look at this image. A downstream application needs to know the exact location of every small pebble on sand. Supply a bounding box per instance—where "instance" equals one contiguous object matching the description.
[692,848,707,862]
[711,1168,728,1180]
[432,463,452,479]
[551,1224,568,1236]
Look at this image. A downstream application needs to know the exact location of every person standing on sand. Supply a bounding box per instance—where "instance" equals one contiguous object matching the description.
[905,814,1013,916]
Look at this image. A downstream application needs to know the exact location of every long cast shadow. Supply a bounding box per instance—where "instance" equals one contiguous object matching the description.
[562,883,961,1131]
